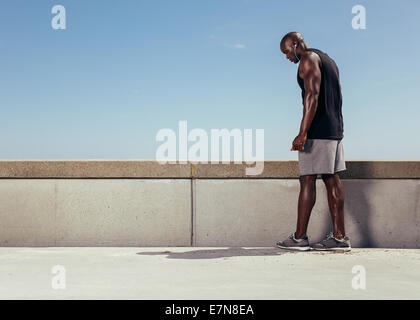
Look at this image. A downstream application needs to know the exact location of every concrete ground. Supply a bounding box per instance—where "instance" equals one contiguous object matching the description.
[0,247,419,300]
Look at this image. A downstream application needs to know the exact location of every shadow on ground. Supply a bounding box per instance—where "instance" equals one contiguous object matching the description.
[136,247,348,259]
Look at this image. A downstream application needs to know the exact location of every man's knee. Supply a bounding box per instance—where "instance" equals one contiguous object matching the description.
[321,173,334,182]
[299,174,317,185]
[322,173,344,198]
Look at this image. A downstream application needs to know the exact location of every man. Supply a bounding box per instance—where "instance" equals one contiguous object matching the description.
[276,32,351,251]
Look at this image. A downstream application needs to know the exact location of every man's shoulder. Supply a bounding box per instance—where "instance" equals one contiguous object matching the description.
[301,50,321,64]
[298,51,322,76]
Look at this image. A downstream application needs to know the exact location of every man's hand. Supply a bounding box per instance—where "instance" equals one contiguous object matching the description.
[291,133,307,151]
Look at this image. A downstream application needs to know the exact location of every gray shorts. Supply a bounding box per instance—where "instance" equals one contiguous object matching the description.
[298,139,346,176]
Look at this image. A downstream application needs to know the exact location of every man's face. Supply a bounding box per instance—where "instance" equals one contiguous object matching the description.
[280,39,298,64]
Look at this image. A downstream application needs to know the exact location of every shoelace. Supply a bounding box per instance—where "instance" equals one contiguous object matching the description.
[324,232,346,243]
[325,232,334,239]
[320,232,334,244]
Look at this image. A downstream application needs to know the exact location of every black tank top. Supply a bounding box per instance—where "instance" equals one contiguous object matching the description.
[297,48,344,140]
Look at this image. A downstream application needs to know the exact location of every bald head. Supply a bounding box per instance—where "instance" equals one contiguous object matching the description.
[280,32,308,64]
[280,32,305,49]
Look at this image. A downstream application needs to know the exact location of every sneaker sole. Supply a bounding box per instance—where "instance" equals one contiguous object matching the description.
[276,244,311,251]
[312,246,351,252]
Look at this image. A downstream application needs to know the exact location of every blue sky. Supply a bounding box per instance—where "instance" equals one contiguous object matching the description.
[1,0,419,160]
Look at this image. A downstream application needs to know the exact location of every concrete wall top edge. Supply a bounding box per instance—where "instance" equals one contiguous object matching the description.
[0,160,419,179]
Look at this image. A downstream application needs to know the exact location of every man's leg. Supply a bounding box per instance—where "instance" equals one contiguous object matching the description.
[321,173,346,239]
[294,174,317,239]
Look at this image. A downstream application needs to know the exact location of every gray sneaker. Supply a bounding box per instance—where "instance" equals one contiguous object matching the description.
[311,232,351,252]
[276,233,310,251]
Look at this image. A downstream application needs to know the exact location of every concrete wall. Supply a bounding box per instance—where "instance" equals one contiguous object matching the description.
[0,179,191,246]
[194,179,420,248]
[0,160,419,248]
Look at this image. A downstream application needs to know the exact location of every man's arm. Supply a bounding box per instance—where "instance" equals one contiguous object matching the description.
[298,53,321,136]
